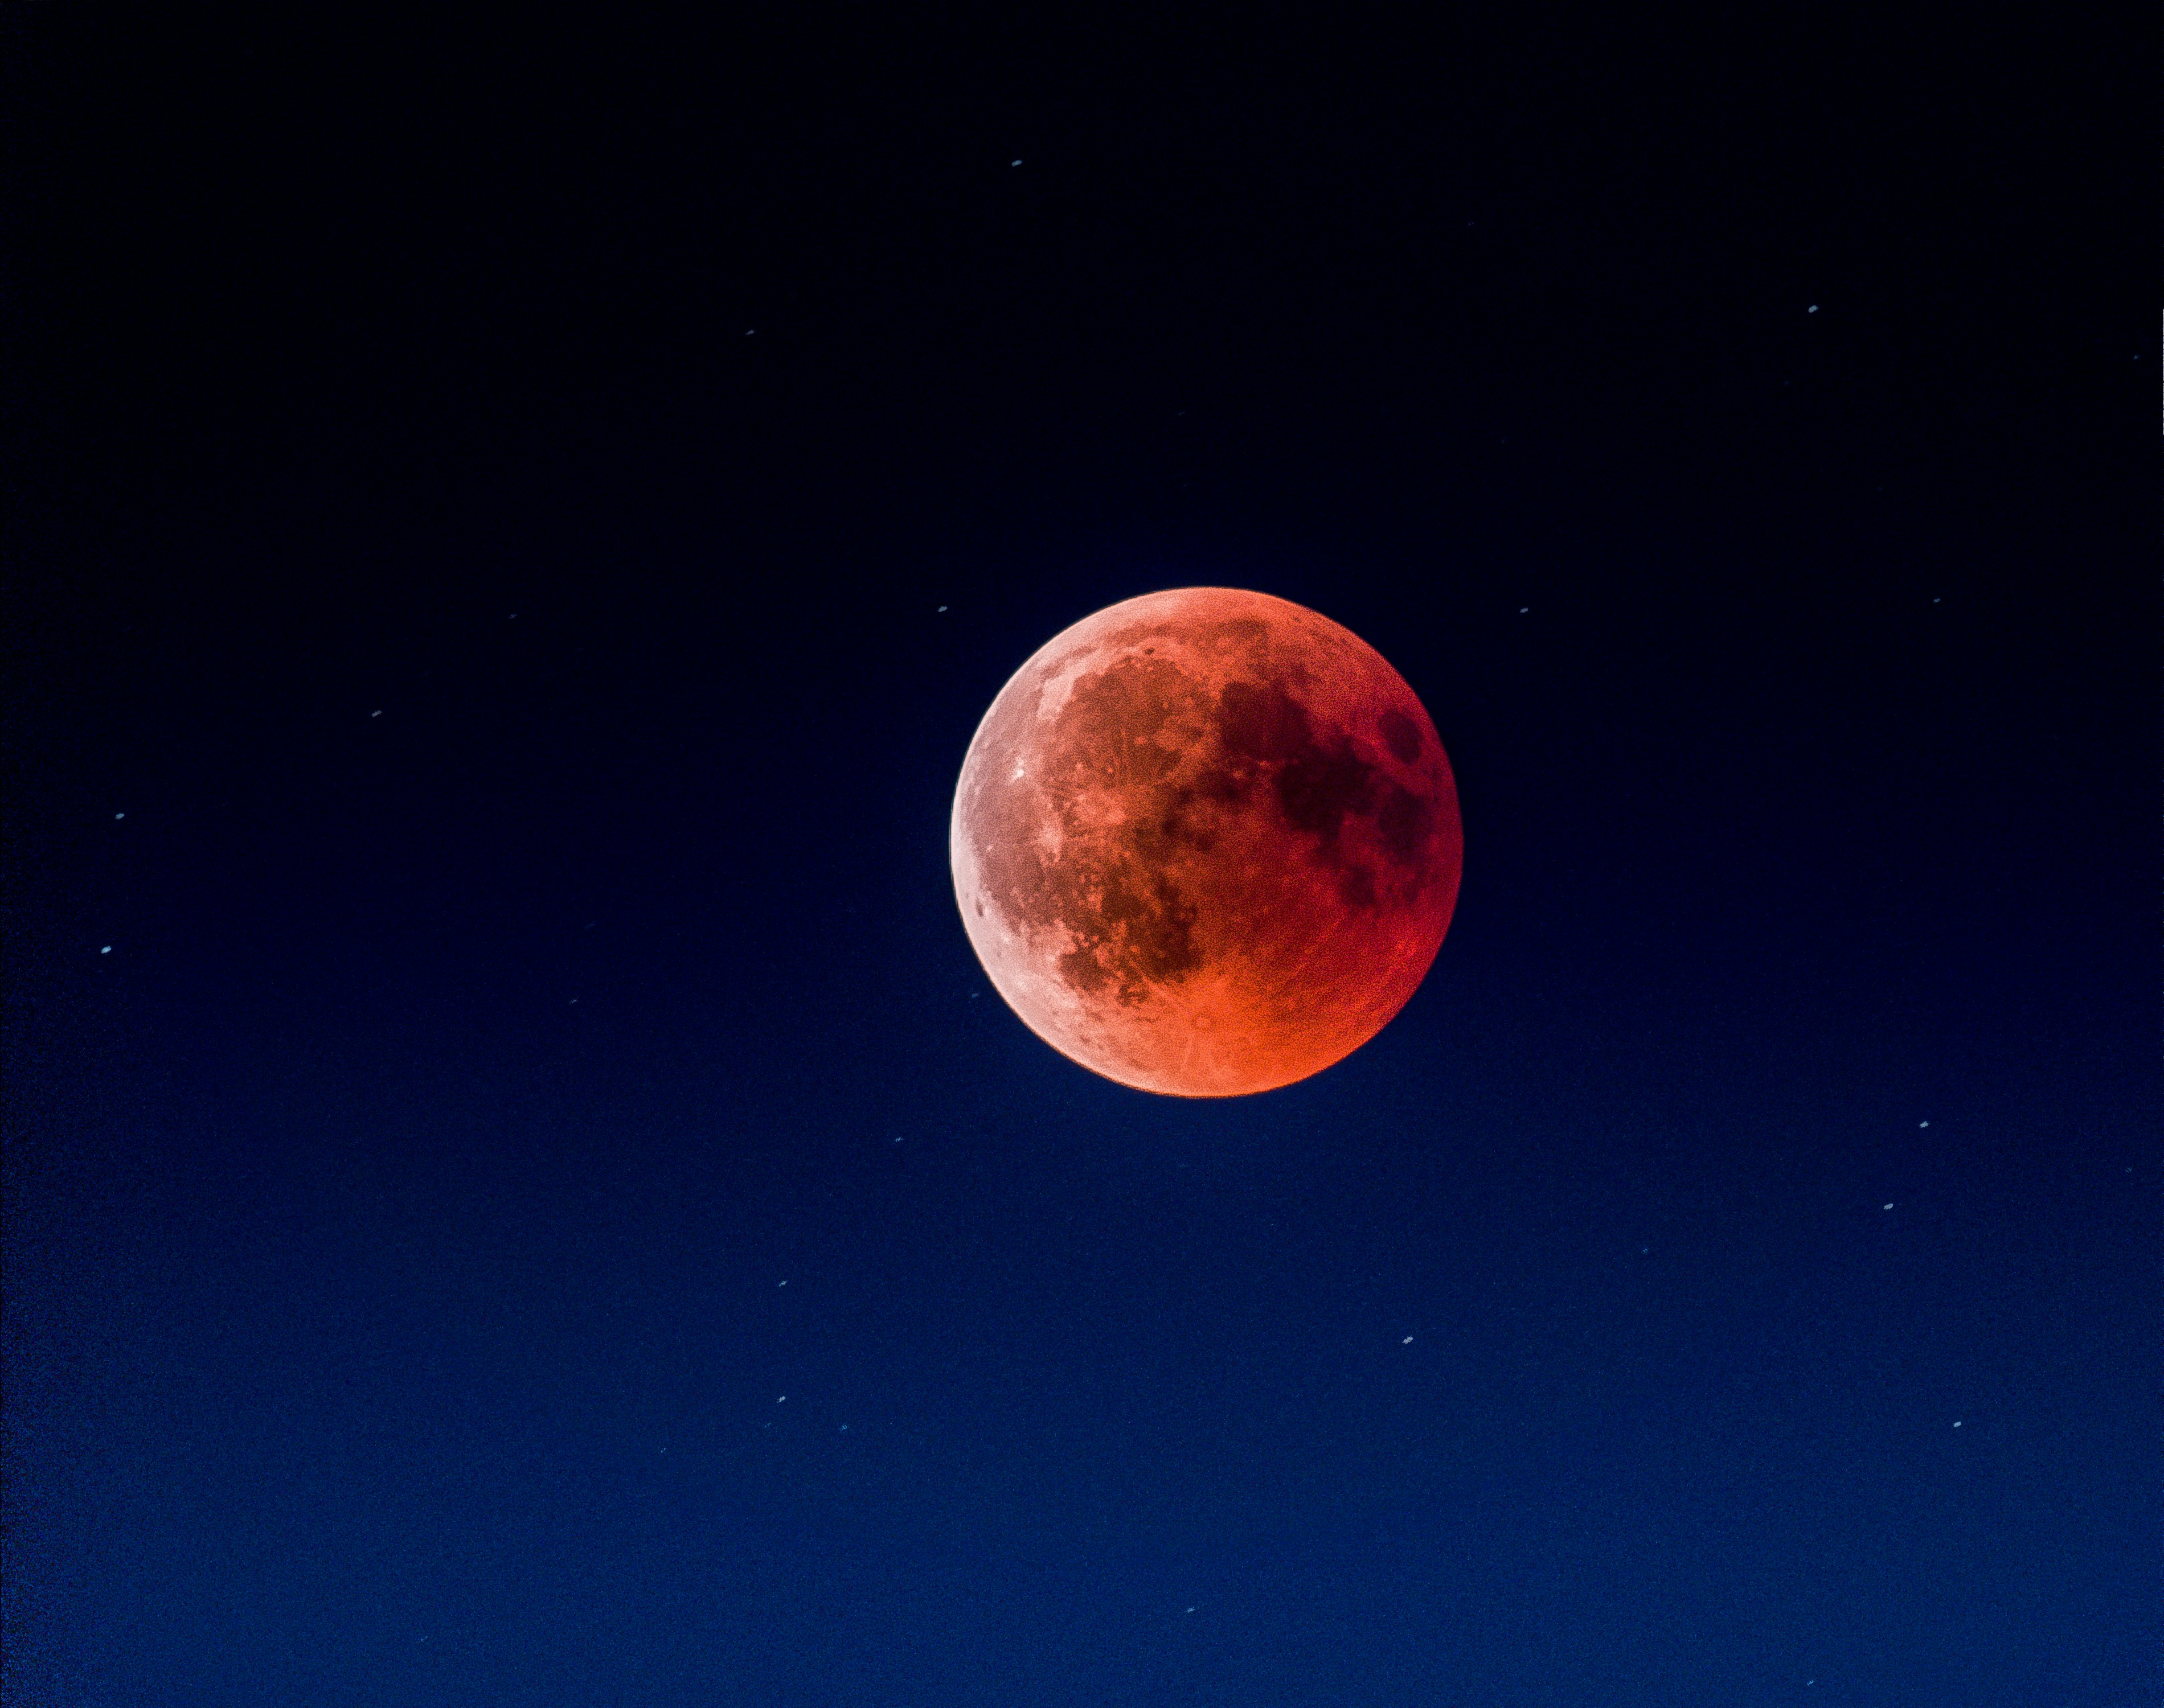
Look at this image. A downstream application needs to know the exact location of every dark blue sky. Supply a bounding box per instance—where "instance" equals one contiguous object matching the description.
[7,10,2154,1705]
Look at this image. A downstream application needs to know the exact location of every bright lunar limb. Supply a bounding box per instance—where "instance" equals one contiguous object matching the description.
[950,587,1461,1097]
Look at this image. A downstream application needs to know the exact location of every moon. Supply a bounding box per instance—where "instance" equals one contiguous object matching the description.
[951,588,1462,1097]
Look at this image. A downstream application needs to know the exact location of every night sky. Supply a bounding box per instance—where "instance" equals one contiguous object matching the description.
[6,10,2154,1706]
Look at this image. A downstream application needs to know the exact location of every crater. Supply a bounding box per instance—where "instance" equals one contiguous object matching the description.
[1378,708,1423,763]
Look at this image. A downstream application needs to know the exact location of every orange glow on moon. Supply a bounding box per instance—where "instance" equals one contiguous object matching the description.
[951,588,1461,1097]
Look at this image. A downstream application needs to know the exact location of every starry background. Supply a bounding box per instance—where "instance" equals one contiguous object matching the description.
[5,10,2154,1706]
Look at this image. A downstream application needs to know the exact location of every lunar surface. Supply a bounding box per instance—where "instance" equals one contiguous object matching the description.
[951,587,1461,1096]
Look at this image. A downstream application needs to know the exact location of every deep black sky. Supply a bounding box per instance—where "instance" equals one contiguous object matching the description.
[6,9,2154,1706]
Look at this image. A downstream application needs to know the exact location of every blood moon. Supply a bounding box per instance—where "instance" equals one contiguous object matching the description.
[951,588,1461,1097]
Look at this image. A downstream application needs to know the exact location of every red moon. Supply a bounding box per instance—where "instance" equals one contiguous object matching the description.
[951,588,1461,1097]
